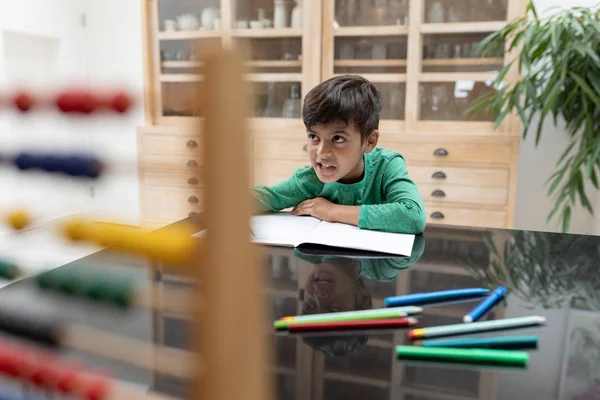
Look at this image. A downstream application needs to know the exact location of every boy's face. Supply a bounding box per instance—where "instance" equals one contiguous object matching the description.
[306,122,379,184]
[303,260,372,315]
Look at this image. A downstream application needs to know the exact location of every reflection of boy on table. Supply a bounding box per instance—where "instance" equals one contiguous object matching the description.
[294,234,425,357]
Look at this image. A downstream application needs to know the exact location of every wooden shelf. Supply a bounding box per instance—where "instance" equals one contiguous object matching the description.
[160,74,203,82]
[420,21,506,34]
[162,60,302,69]
[158,30,221,40]
[422,57,504,66]
[160,73,303,82]
[246,60,302,68]
[232,28,303,38]
[334,59,407,67]
[334,25,409,36]
[332,73,406,82]
[418,72,497,82]
[247,73,303,82]
[162,61,203,69]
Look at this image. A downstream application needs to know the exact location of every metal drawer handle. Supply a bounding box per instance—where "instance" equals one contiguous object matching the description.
[186,140,198,149]
[188,177,199,185]
[303,144,307,152]
[434,148,449,156]
[432,171,446,179]
[187,160,198,168]
[188,196,199,204]
[431,212,445,219]
[431,190,446,197]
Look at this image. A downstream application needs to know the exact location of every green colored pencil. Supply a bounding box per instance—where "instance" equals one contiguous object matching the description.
[396,345,529,366]
[275,306,422,330]
[408,316,546,340]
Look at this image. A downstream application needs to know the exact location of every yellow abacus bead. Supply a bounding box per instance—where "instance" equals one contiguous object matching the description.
[6,210,31,231]
[62,219,90,241]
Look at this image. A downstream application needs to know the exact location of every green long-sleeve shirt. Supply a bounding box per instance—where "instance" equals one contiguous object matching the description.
[251,147,426,234]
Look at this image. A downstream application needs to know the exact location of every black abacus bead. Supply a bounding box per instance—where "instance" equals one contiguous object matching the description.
[0,307,61,347]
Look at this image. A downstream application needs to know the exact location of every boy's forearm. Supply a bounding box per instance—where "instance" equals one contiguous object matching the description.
[331,205,360,226]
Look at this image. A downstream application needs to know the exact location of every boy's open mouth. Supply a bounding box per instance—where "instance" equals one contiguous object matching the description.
[317,162,336,175]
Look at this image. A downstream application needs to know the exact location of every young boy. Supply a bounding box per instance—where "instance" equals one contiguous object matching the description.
[251,75,426,234]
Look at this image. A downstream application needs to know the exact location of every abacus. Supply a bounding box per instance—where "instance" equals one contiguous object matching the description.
[0,44,270,400]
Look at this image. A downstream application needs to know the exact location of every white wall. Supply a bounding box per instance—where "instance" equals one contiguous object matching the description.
[513,0,600,235]
[0,0,91,234]
[83,0,145,225]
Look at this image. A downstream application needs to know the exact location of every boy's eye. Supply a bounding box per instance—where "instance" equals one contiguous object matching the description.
[308,133,318,141]
[332,135,346,143]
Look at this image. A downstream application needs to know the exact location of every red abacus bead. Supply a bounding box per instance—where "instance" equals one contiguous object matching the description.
[0,348,18,377]
[30,354,58,387]
[56,90,99,113]
[81,375,110,400]
[109,91,131,113]
[14,91,34,112]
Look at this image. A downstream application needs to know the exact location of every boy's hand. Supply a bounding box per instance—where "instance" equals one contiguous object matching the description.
[291,197,336,222]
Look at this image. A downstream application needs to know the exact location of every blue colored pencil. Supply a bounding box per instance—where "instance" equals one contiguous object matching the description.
[417,335,539,350]
[463,286,506,323]
[385,288,490,307]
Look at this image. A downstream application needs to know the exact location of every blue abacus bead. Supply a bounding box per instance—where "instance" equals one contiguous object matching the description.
[41,155,61,172]
[13,153,34,170]
[63,155,103,178]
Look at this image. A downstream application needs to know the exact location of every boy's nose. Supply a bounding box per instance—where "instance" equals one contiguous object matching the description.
[317,143,333,158]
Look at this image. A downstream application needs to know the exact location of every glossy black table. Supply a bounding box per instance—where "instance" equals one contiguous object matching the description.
[0,220,598,400]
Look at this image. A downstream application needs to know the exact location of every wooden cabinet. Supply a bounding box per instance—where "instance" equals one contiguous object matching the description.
[138,0,524,229]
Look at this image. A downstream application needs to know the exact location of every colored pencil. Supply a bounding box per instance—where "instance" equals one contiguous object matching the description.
[274,307,420,330]
[395,345,529,366]
[415,335,539,350]
[279,306,422,323]
[288,317,418,332]
[408,316,546,340]
[464,286,506,323]
[384,288,489,307]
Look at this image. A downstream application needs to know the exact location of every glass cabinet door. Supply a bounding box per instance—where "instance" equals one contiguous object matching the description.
[410,0,515,133]
[324,0,410,123]
[156,0,222,120]
[424,0,507,24]
[232,0,306,120]
[152,0,315,123]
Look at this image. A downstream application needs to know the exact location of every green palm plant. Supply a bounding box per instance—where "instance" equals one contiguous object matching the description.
[470,2,600,232]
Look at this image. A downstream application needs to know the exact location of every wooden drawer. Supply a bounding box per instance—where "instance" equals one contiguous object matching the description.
[141,170,203,188]
[382,141,511,166]
[140,187,203,222]
[139,154,203,171]
[408,165,509,187]
[254,159,309,186]
[419,183,508,207]
[253,138,307,160]
[425,204,506,228]
[139,134,202,156]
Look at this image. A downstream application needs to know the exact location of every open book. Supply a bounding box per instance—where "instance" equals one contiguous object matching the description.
[250,213,415,257]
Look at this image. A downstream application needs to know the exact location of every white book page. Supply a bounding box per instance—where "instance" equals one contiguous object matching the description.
[250,213,322,247]
[302,221,415,256]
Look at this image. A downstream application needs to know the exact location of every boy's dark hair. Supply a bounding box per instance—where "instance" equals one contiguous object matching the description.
[302,75,383,141]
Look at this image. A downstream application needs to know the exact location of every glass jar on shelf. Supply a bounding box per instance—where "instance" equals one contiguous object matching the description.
[282,83,302,118]
[263,82,280,117]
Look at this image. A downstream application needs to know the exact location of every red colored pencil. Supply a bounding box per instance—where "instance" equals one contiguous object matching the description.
[287,317,418,332]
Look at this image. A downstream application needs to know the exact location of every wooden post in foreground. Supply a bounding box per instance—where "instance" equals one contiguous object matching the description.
[192,46,272,400]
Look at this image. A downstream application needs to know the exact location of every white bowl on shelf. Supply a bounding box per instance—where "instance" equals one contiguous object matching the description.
[250,20,263,29]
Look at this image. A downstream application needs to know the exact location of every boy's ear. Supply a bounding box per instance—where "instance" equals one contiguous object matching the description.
[364,130,379,153]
